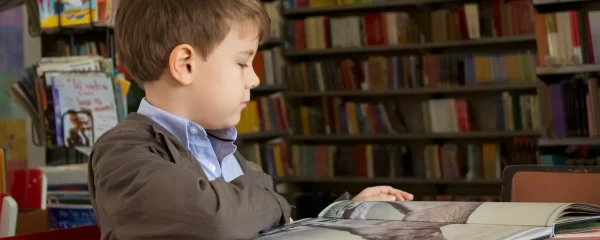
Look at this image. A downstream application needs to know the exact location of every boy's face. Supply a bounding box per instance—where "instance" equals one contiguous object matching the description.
[168,26,260,129]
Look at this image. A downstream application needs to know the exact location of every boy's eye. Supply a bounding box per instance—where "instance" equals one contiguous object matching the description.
[239,64,249,68]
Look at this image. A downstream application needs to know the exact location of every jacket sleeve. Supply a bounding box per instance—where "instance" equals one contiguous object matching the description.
[90,131,290,240]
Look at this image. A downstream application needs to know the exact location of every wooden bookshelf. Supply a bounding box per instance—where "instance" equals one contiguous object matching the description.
[273,176,502,185]
[284,35,536,57]
[237,130,289,142]
[283,0,418,16]
[287,131,541,142]
[286,82,542,98]
[252,84,288,93]
[533,0,600,13]
[536,64,600,76]
[538,138,600,147]
[283,0,468,16]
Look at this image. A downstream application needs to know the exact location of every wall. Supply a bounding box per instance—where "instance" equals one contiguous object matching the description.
[0,5,43,169]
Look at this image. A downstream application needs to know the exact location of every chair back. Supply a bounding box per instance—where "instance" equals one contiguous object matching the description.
[501,165,600,205]
[0,195,18,237]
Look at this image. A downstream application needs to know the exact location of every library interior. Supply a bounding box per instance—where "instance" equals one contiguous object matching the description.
[0,0,600,239]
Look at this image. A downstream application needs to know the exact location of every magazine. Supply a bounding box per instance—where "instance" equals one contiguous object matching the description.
[256,200,600,240]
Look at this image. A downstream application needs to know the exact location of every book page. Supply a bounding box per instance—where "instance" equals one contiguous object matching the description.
[320,201,487,224]
[466,202,570,227]
[319,200,574,227]
[441,224,552,240]
[257,218,552,240]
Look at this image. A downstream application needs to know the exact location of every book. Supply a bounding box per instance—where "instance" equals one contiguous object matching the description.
[257,200,600,239]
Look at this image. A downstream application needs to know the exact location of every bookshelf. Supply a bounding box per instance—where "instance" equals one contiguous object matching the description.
[255,0,549,210]
[529,1,600,170]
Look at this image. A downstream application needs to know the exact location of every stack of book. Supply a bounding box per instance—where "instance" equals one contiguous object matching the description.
[7,56,128,148]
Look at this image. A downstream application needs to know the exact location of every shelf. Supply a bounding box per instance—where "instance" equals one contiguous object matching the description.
[273,176,502,185]
[260,37,285,49]
[536,64,600,76]
[284,36,536,57]
[286,82,542,98]
[533,0,600,13]
[237,130,289,142]
[283,0,418,16]
[282,0,454,16]
[41,23,113,34]
[538,138,600,147]
[287,131,541,142]
[252,84,287,93]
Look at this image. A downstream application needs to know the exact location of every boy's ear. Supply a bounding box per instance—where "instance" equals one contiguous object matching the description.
[168,44,196,86]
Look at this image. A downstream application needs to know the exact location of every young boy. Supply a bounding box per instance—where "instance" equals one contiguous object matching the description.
[87,0,414,239]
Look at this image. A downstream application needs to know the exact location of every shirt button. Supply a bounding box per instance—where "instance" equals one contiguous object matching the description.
[189,126,199,135]
[208,164,216,172]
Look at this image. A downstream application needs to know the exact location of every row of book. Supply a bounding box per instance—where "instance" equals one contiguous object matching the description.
[237,94,290,134]
[297,100,408,135]
[252,48,286,86]
[240,140,537,180]
[240,142,414,178]
[425,140,536,180]
[423,95,541,133]
[497,93,541,132]
[547,78,599,138]
[285,1,534,49]
[535,10,600,66]
[38,0,118,28]
[284,52,538,92]
[7,56,129,148]
[425,143,502,180]
[294,95,540,135]
[44,40,111,58]
[540,145,600,166]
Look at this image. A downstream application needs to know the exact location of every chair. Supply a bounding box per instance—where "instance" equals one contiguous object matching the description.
[0,225,100,240]
[0,194,18,237]
[501,165,600,205]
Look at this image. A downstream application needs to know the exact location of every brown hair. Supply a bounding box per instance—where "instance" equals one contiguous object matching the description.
[115,0,271,84]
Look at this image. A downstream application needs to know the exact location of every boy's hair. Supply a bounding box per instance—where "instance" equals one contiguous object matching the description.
[114,0,271,84]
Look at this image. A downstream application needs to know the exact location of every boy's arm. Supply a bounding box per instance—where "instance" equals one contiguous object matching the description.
[90,131,290,240]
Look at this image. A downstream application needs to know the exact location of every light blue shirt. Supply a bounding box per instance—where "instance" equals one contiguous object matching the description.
[137,98,244,182]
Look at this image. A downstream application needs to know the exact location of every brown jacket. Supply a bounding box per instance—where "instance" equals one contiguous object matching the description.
[88,113,291,240]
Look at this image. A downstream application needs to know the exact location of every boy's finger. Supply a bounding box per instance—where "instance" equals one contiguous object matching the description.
[364,194,396,201]
[386,188,414,201]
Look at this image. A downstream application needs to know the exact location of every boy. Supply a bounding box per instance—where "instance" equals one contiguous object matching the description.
[87,0,414,239]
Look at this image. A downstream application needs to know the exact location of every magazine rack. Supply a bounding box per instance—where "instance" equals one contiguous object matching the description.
[501,165,600,205]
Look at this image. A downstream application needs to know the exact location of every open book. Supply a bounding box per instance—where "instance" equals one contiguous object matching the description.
[257,201,600,240]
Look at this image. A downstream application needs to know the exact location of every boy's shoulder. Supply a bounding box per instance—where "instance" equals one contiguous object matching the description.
[96,112,175,142]
[91,113,182,163]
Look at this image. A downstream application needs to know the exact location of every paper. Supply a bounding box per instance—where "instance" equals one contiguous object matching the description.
[0,118,27,163]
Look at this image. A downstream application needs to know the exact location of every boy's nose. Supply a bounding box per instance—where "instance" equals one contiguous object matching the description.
[247,69,260,89]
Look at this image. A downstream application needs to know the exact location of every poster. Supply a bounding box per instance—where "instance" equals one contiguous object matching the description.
[0,119,27,164]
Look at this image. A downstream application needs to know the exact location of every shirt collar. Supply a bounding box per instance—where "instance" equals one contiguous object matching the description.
[136,98,238,143]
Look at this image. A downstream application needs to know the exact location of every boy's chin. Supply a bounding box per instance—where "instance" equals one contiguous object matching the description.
[219,114,242,129]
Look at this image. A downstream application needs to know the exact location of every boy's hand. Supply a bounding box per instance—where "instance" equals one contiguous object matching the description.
[352,186,414,202]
